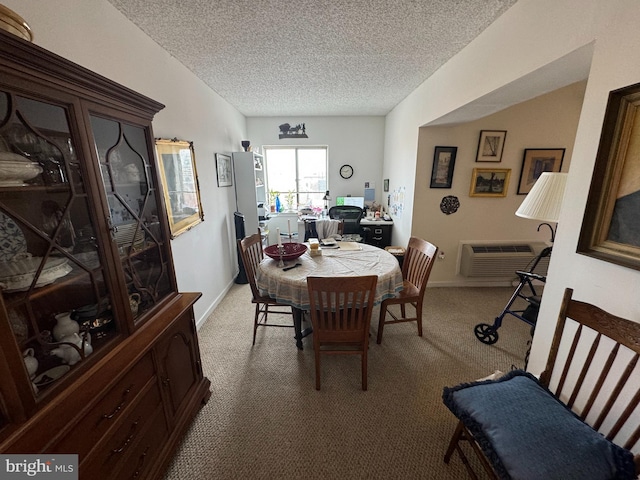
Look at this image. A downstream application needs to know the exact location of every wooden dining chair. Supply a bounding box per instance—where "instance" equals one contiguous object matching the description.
[237,231,294,345]
[376,237,438,344]
[307,275,378,390]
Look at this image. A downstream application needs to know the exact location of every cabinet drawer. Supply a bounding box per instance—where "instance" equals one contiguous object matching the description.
[80,380,163,478]
[50,353,155,459]
[109,406,168,480]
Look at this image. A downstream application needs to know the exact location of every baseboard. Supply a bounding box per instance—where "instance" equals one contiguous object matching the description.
[428,279,515,288]
[195,278,237,330]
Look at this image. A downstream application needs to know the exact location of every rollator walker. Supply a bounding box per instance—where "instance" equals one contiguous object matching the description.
[474,245,552,345]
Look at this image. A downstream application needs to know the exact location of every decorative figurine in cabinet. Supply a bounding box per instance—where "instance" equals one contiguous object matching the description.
[0,29,209,478]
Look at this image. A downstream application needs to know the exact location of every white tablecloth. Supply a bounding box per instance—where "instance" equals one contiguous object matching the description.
[256,242,403,310]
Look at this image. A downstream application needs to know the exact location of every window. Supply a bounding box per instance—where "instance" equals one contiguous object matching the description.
[264,146,327,213]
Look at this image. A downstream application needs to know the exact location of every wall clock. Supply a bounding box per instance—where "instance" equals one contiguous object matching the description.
[340,164,354,179]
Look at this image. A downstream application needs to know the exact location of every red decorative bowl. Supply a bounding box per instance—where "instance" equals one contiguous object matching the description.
[264,242,307,261]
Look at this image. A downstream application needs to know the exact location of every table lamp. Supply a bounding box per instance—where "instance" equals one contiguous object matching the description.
[322,190,331,212]
[516,172,568,243]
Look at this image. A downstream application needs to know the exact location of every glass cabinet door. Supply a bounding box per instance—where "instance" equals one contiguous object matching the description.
[90,114,174,324]
[0,90,116,400]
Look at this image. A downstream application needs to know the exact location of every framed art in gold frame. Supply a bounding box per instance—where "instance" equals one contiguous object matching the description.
[578,82,640,271]
[476,130,507,162]
[517,148,565,194]
[469,168,511,197]
[156,138,204,238]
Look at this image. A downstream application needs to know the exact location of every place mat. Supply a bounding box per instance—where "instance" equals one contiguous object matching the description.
[335,241,362,251]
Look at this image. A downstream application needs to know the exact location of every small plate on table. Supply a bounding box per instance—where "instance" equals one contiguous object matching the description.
[320,238,339,248]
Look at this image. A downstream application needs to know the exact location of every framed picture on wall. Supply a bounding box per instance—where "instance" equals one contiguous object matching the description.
[517,148,565,194]
[476,130,507,162]
[384,178,389,192]
[578,82,640,271]
[215,153,233,187]
[469,168,511,197]
[430,146,457,188]
[156,138,205,238]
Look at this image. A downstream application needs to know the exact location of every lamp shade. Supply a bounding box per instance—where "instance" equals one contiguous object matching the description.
[516,172,567,223]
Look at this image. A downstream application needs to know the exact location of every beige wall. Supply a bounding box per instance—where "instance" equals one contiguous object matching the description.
[413,82,586,286]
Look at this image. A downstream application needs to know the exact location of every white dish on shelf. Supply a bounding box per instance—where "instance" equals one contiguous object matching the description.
[0,151,42,186]
[0,256,72,292]
[0,211,28,262]
[33,365,70,387]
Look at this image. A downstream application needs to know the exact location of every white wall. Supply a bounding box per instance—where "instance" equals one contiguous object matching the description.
[5,0,248,326]
[383,0,640,376]
[413,82,585,286]
[530,1,640,374]
[247,117,385,205]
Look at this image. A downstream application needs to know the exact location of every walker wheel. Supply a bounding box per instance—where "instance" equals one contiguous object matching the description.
[474,323,499,345]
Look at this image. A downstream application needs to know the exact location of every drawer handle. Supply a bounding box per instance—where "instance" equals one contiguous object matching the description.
[131,446,150,479]
[101,384,134,421]
[111,417,140,455]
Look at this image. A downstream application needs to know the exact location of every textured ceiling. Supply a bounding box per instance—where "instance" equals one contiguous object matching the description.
[107,0,518,116]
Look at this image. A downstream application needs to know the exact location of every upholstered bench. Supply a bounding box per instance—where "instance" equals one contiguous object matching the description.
[442,288,640,480]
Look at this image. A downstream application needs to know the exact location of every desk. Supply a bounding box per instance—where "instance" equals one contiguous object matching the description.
[296,217,394,247]
[256,243,403,349]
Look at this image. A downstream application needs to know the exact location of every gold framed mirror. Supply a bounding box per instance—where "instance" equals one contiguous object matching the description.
[156,138,204,238]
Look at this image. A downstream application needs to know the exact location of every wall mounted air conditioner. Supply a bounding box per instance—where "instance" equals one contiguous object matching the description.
[459,241,550,278]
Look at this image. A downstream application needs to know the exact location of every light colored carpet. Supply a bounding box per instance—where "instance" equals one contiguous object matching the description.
[164,285,532,479]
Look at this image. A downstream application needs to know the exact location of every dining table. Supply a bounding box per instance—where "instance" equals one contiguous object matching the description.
[256,242,403,349]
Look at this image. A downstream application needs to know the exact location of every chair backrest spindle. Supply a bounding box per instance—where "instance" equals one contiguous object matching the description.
[581,342,620,420]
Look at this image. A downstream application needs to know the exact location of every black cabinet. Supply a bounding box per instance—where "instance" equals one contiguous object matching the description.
[363,222,392,248]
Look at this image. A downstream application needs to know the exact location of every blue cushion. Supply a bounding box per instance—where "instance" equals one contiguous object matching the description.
[443,370,636,480]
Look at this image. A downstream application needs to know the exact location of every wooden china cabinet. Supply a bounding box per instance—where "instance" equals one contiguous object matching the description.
[0,30,210,479]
